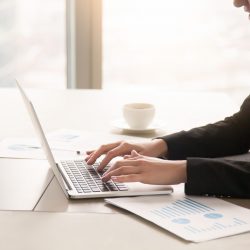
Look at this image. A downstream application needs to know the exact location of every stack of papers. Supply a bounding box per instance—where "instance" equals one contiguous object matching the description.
[105,195,250,242]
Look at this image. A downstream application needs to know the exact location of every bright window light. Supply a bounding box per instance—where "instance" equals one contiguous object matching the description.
[0,0,66,88]
[103,0,250,91]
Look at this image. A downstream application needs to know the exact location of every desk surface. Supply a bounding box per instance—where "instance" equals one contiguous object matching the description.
[0,158,53,211]
[0,211,249,250]
[0,88,249,248]
[0,88,239,138]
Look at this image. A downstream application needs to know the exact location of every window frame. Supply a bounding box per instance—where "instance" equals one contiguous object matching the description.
[66,0,102,89]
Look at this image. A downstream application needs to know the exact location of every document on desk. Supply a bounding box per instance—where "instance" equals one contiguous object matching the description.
[105,195,250,242]
[0,129,143,159]
[0,129,84,159]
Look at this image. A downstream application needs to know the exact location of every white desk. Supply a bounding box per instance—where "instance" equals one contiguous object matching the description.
[0,211,249,250]
[0,88,249,249]
[0,158,53,211]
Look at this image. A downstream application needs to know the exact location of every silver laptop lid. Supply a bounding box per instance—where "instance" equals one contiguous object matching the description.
[16,81,68,190]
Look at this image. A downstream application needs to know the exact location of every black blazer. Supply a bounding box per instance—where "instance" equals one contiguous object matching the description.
[160,95,250,198]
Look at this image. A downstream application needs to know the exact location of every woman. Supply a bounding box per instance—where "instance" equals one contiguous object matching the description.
[85,0,250,198]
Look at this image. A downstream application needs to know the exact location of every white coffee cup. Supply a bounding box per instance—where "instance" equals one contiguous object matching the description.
[123,103,155,130]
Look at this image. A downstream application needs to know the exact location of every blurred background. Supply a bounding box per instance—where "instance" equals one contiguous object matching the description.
[0,0,249,103]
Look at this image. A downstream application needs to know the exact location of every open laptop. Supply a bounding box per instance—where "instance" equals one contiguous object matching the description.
[16,81,173,199]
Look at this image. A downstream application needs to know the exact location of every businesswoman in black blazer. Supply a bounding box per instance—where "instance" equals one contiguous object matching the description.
[85,0,250,198]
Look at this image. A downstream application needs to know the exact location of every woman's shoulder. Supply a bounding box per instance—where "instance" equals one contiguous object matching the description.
[240,94,250,113]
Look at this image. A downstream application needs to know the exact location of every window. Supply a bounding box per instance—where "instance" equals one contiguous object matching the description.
[103,0,250,91]
[2,0,249,93]
[0,0,66,88]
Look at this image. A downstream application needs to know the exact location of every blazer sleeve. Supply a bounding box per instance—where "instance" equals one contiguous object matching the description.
[160,95,250,159]
[158,95,250,198]
[185,157,250,198]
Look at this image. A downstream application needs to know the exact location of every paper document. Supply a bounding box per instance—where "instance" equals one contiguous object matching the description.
[0,129,144,160]
[0,129,84,159]
[0,137,44,159]
[105,195,250,242]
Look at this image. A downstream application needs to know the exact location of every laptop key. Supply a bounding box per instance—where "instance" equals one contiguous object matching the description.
[83,189,92,193]
[106,184,118,191]
[91,187,101,192]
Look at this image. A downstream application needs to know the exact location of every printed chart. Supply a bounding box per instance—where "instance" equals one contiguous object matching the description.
[105,196,250,242]
[150,197,249,239]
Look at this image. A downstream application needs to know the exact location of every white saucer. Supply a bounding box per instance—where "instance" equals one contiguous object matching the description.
[112,119,165,133]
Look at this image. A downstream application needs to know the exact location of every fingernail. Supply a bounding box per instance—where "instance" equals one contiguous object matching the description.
[244,5,250,12]
[87,159,92,164]
[111,176,118,181]
[101,175,108,182]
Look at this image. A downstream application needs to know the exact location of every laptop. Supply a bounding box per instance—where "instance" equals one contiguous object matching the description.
[16,81,173,199]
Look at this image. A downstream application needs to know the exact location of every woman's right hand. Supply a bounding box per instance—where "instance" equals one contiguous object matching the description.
[85,139,168,171]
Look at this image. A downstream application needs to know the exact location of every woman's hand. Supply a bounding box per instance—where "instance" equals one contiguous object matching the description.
[85,139,168,171]
[102,150,187,185]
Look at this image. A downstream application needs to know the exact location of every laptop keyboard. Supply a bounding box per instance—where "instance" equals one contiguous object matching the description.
[60,160,128,194]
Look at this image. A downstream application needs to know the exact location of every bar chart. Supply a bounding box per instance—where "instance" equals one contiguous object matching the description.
[106,196,250,242]
[151,197,215,219]
[150,197,249,239]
